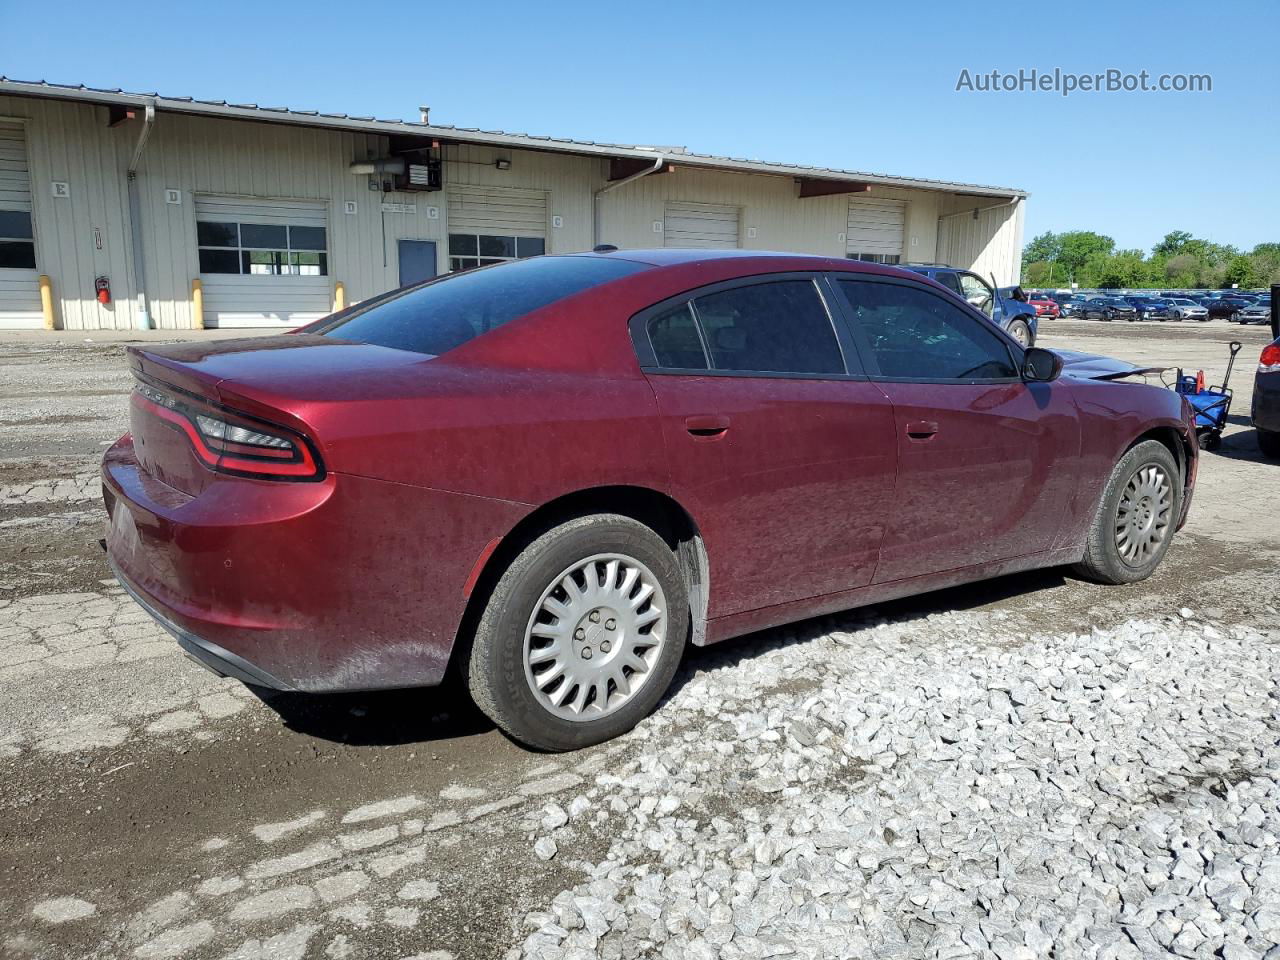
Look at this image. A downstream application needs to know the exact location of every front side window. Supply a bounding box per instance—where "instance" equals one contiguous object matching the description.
[0,209,36,270]
[315,255,647,357]
[838,279,1018,381]
[449,234,544,272]
[958,273,994,316]
[690,280,845,376]
[197,221,328,276]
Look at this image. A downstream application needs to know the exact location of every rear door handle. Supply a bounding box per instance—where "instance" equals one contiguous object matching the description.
[685,414,730,438]
[906,420,939,441]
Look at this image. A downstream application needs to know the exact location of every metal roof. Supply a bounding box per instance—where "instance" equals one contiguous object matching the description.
[0,78,1028,199]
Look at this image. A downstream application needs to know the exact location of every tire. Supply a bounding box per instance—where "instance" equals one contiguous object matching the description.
[463,513,689,751]
[1259,428,1280,459]
[1230,312,1240,323]
[1073,440,1182,585]
[1007,318,1032,347]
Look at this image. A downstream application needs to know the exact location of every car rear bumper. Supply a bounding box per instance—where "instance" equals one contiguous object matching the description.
[1253,376,1280,432]
[102,434,528,692]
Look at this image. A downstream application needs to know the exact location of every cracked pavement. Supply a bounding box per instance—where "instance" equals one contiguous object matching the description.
[0,322,1277,959]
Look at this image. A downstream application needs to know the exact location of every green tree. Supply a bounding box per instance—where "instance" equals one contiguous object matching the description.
[1057,231,1115,281]
[1224,254,1262,289]
[1152,230,1193,258]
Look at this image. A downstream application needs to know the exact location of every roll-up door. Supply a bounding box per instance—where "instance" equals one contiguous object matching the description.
[663,202,740,248]
[194,196,331,328]
[446,186,547,271]
[0,121,42,330]
[845,197,905,263]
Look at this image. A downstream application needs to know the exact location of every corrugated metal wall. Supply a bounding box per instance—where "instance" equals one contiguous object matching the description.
[0,92,1019,330]
[936,197,1025,287]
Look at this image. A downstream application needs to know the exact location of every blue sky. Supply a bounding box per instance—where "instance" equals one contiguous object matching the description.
[3,0,1277,254]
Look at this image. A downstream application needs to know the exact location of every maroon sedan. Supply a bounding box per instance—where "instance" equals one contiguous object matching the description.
[103,251,1198,750]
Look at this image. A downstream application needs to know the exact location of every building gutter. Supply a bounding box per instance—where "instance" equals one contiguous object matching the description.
[126,100,156,329]
[593,154,664,248]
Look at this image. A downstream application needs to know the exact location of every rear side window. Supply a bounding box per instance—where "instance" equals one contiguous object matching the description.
[648,304,708,370]
[838,279,1018,381]
[316,256,648,356]
[691,280,844,375]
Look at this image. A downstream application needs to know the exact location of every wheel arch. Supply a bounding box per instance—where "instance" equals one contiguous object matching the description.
[449,485,710,676]
[1128,425,1192,481]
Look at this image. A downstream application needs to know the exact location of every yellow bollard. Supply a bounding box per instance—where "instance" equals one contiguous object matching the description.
[333,281,346,313]
[191,278,204,330]
[38,274,55,330]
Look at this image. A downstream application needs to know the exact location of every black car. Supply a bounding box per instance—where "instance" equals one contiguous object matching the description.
[1254,336,1280,458]
[1082,296,1138,321]
[1058,295,1088,317]
[1208,297,1255,321]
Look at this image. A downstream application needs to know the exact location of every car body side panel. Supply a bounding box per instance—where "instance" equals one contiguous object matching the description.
[872,380,1080,582]
[644,374,898,618]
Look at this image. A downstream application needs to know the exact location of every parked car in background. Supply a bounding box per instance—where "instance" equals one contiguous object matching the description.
[1210,297,1255,321]
[1029,293,1061,318]
[1083,297,1139,321]
[1059,296,1088,318]
[1254,336,1280,458]
[901,265,1038,345]
[1166,298,1210,322]
[1124,297,1172,321]
[100,250,1199,750]
[1238,299,1272,325]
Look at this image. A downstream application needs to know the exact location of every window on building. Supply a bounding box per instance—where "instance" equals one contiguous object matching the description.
[448,234,544,272]
[691,280,845,376]
[196,221,328,276]
[846,252,900,265]
[0,210,36,270]
[838,279,1017,381]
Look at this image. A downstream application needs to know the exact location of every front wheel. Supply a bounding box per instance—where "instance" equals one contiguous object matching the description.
[464,513,688,751]
[1073,440,1182,585]
[1007,318,1032,347]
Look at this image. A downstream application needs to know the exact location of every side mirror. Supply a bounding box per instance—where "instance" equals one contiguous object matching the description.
[1022,347,1063,382]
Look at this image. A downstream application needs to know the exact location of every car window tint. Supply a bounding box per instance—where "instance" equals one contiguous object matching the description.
[647,303,708,370]
[691,280,844,375]
[934,272,963,295]
[316,256,648,356]
[838,279,1019,381]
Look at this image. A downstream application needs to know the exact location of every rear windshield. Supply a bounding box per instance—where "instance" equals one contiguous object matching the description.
[316,256,649,356]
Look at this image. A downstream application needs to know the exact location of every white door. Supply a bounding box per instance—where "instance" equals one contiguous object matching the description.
[846,197,905,263]
[194,196,331,328]
[664,202,739,248]
[0,121,42,330]
[446,186,547,270]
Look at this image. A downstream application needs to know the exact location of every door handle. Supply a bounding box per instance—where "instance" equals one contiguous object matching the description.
[685,414,730,439]
[906,420,939,441]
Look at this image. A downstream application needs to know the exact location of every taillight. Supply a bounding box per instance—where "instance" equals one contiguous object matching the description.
[132,377,323,481]
[1260,344,1280,374]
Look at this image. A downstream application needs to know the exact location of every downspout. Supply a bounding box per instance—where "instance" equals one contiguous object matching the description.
[126,100,156,329]
[592,154,664,248]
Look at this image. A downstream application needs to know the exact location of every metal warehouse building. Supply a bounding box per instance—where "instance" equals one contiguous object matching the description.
[0,79,1027,331]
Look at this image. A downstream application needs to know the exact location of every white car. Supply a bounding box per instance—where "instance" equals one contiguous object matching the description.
[1166,298,1209,322]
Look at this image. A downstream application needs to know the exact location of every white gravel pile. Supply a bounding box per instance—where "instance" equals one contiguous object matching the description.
[510,608,1280,960]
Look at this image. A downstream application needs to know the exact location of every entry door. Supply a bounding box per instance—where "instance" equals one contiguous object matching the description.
[830,276,1078,583]
[398,240,438,287]
[636,275,898,618]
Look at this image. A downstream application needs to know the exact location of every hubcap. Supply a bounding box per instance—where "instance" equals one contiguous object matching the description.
[1114,464,1173,566]
[523,553,667,722]
[1012,323,1030,346]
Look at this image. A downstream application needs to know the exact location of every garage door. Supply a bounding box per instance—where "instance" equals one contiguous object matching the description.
[195,196,331,328]
[0,121,42,330]
[447,186,547,271]
[846,197,905,263]
[664,202,739,248]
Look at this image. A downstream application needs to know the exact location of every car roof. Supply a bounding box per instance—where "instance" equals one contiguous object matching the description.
[564,248,946,284]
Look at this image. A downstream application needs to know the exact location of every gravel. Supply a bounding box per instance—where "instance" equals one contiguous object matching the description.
[510,608,1280,960]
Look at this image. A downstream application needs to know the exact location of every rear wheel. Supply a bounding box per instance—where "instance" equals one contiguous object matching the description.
[1259,428,1280,459]
[1073,440,1181,585]
[1007,318,1032,347]
[464,513,688,751]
